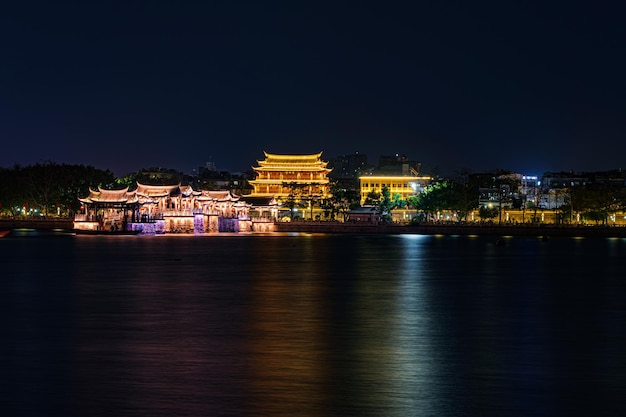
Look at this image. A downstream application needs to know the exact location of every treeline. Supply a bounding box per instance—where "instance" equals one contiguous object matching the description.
[364,172,626,224]
[0,161,208,218]
[0,162,116,217]
[3,161,626,224]
[365,177,483,222]
[415,180,626,225]
[568,183,626,223]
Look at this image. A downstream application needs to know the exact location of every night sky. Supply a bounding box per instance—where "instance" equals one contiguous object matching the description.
[2,2,625,177]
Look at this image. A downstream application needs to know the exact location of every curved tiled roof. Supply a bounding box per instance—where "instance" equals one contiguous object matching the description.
[135,183,182,197]
[253,151,331,172]
[79,187,138,204]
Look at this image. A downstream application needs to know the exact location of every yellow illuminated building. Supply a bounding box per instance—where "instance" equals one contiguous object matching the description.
[359,175,432,205]
[248,151,332,198]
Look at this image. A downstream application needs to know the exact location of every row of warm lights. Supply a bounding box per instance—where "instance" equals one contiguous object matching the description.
[13,207,44,216]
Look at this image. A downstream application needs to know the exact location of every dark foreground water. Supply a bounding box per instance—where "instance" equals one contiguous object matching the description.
[1,231,625,417]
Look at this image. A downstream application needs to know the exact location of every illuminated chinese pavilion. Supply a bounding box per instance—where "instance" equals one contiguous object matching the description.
[74,183,260,234]
[248,151,332,198]
[75,187,139,231]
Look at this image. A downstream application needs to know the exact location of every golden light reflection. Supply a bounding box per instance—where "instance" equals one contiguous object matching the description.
[246,240,329,416]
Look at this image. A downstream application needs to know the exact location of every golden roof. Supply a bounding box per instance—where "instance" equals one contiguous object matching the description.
[263,151,322,161]
[253,151,331,172]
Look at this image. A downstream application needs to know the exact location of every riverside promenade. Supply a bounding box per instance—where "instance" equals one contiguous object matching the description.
[3,218,626,238]
[0,218,74,230]
[275,221,626,238]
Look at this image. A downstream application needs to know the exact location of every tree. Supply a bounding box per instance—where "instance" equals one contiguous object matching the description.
[281,182,302,220]
[23,161,60,216]
[449,170,480,221]
[0,166,24,216]
[392,193,407,209]
[409,182,443,221]
[0,162,115,217]
[326,182,360,221]
[570,183,626,225]
[478,206,499,222]
[135,168,182,185]
[378,185,393,222]
[58,164,116,216]
[364,190,381,206]
[280,182,313,220]
[283,191,298,220]
[409,179,478,222]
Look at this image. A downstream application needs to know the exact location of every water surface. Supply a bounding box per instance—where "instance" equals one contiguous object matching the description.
[1,233,625,416]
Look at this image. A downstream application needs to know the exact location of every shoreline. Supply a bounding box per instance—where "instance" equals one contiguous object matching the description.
[1,218,74,230]
[3,218,626,238]
[275,221,626,238]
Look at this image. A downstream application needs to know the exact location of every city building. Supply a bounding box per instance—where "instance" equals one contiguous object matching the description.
[346,206,381,223]
[537,169,626,209]
[520,175,540,207]
[472,171,522,209]
[247,151,332,199]
[478,186,514,209]
[328,152,370,179]
[375,154,421,176]
[540,171,588,190]
[359,175,432,205]
[239,195,280,221]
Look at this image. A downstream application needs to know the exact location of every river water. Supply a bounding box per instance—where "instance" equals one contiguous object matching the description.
[1,231,625,416]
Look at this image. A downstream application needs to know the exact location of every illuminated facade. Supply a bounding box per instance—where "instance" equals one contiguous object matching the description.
[359,175,432,205]
[75,187,139,231]
[248,151,332,198]
[74,183,260,234]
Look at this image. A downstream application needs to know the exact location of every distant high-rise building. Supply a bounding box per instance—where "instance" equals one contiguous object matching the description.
[376,154,421,176]
[328,152,369,179]
[196,159,218,177]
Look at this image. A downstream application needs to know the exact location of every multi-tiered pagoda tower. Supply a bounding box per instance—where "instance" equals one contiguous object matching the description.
[248,151,332,198]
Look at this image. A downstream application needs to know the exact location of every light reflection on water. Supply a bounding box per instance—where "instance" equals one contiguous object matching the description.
[1,233,626,416]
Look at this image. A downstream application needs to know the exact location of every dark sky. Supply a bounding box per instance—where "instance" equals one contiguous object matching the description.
[1,2,625,177]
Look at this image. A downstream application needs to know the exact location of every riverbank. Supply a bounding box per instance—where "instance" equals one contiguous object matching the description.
[0,218,74,230]
[275,221,626,238]
[3,218,626,238]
